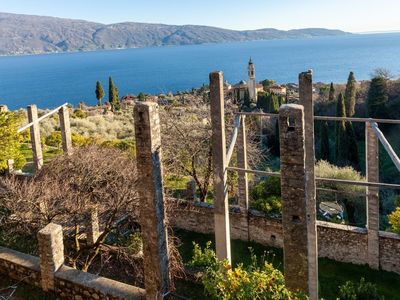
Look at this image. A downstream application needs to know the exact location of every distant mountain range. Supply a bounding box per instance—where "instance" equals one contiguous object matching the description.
[0,12,350,56]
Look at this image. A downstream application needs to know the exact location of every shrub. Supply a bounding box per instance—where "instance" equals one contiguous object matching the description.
[251,196,282,216]
[388,207,400,234]
[72,108,87,119]
[187,241,219,271]
[188,243,307,300]
[250,177,282,216]
[315,160,365,192]
[45,131,62,148]
[0,111,25,172]
[338,278,383,300]
[252,176,281,199]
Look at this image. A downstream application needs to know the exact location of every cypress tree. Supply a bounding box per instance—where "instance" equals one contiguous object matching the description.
[366,76,388,118]
[320,121,330,162]
[270,94,279,113]
[346,122,359,169]
[345,72,357,117]
[328,82,335,102]
[335,93,348,166]
[243,90,251,107]
[95,81,105,106]
[138,92,146,102]
[108,76,121,112]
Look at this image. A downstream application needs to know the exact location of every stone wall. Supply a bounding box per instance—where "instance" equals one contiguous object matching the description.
[0,246,145,300]
[171,200,400,274]
[0,246,41,288]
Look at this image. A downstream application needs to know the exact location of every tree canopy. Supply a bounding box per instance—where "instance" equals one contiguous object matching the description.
[344,72,357,117]
[108,76,121,112]
[95,81,105,106]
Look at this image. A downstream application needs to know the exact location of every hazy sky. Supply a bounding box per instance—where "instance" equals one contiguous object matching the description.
[1,0,400,32]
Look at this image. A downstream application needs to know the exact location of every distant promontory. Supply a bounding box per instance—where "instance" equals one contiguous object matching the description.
[0,12,350,56]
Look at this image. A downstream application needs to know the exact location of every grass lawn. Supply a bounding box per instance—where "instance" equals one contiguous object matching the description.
[175,229,400,300]
[19,143,63,173]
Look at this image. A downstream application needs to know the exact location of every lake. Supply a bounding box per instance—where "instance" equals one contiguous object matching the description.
[1,33,400,110]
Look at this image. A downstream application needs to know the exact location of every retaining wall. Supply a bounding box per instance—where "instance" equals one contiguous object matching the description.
[171,200,400,274]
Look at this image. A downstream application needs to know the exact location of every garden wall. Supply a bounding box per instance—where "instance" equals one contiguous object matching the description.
[0,246,145,300]
[171,200,400,274]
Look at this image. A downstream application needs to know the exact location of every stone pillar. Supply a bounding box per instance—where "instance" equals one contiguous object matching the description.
[237,115,249,211]
[58,106,72,155]
[210,71,231,263]
[279,104,315,297]
[6,159,14,175]
[134,102,170,299]
[27,105,43,172]
[298,70,318,299]
[186,180,197,201]
[366,122,380,269]
[37,223,64,292]
[86,206,100,246]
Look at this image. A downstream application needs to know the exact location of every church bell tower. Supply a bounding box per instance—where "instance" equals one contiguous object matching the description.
[248,58,257,102]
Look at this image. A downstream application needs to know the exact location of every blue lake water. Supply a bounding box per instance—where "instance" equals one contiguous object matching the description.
[1,33,400,110]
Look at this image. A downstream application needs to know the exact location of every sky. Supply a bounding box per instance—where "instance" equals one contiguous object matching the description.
[1,0,400,33]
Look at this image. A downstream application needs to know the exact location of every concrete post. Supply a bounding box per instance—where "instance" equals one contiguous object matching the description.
[6,159,14,175]
[58,106,72,155]
[209,71,231,263]
[299,70,318,299]
[37,223,64,292]
[279,104,316,298]
[186,180,197,201]
[27,105,43,172]
[134,102,170,299]
[86,206,100,246]
[237,115,249,211]
[366,122,380,269]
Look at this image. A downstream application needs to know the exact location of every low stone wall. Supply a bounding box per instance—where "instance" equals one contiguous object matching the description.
[0,246,145,300]
[0,246,41,288]
[171,200,400,274]
[54,265,145,300]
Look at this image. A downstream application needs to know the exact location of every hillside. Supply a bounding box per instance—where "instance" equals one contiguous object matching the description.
[0,12,350,55]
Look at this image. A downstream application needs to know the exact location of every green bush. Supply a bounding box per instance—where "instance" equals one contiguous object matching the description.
[315,160,365,192]
[338,278,383,300]
[187,241,219,271]
[44,131,62,148]
[188,242,307,300]
[250,177,282,216]
[251,196,282,216]
[116,232,143,255]
[388,207,400,234]
[72,108,87,119]
[0,111,26,172]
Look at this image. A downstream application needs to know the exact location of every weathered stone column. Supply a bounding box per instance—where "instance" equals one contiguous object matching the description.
[134,102,170,299]
[58,106,72,155]
[86,206,100,246]
[37,223,64,292]
[237,115,249,211]
[186,180,197,201]
[299,70,318,299]
[6,159,14,175]
[366,121,380,269]
[27,105,43,172]
[279,104,316,298]
[210,71,231,263]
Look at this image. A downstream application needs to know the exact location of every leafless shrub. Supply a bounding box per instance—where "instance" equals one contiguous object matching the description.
[0,146,182,287]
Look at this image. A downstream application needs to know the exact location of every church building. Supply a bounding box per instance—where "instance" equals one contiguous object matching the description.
[226,58,263,103]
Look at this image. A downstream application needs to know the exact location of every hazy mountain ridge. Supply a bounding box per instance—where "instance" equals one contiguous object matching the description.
[0,12,350,55]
